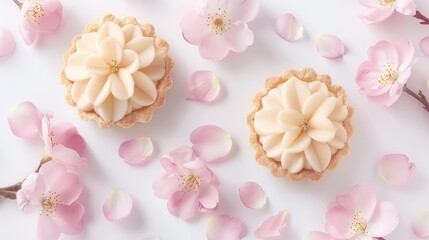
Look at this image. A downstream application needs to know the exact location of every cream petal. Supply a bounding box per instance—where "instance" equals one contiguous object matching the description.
[76,32,97,53]
[85,75,108,102]
[261,88,282,109]
[132,71,157,106]
[281,77,311,111]
[65,52,92,81]
[120,50,140,73]
[262,134,283,158]
[328,122,347,149]
[100,37,123,64]
[281,151,305,173]
[304,141,331,172]
[254,107,284,135]
[122,24,142,43]
[308,81,329,95]
[302,92,327,119]
[329,103,348,122]
[312,97,338,119]
[93,77,112,107]
[83,54,110,76]
[281,130,301,148]
[308,117,337,142]
[97,21,125,47]
[276,110,302,132]
[142,54,166,81]
[94,94,128,122]
[110,70,134,101]
[284,132,311,153]
[125,37,155,68]
[71,80,93,111]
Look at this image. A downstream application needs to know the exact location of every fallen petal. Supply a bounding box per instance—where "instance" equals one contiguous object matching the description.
[420,37,429,56]
[316,34,345,59]
[254,210,288,239]
[119,137,154,165]
[103,189,133,222]
[206,214,244,240]
[412,211,429,238]
[8,101,43,139]
[0,27,15,60]
[304,231,335,240]
[378,153,415,186]
[187,70,221,103]
[239,182,267,209]
[276,13,304,42]
[190,125,232,162]
[142,234,160,240]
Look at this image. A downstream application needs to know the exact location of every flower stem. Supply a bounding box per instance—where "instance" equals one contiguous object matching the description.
[0,189,17,200]
[12,0,23,10]
[414,10,429,25]
[0,182,22,191]
[403,85,429,112]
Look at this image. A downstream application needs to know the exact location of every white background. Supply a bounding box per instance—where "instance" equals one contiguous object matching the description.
[1,0,429,239]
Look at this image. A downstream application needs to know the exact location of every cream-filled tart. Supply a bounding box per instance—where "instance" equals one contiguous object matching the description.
[60,14,174,128]
[247,68,353,181]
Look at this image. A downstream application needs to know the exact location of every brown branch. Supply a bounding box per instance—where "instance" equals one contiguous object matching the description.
[0,181,22,191]
[0,189,17,200]
[414,10,429,25]
[12,0,22,9]
[403,85,429,112]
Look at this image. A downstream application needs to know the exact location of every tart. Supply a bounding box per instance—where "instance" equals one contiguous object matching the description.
[247,68,353,181]
[60,14,174,128]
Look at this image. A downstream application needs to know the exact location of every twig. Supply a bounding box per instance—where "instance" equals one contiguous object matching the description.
[12,0,22,9]
[414,10,429,25]
[0,181,22,191]
[403,85,429,112]
[0,189,17,200]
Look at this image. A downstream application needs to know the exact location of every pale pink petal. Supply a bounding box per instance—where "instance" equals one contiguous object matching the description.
[51,122,86,156]
[0,27,15,60]
[324,205,354,239]
[239,182,267,209]
[118,137,154,165]
[378,153,415,186]
[229,0,260,23]
[51,202,85,235]
[412,211,429,238]
[316,34,345,59]
[37,214,61,240]
[198,184,219,210]
[190,125,232,162]
[420,37,429,56]
[367,201,399,237]
[276,13,304,42]
[8,101,43,139]
[340,184,377,220]
[304,231,335,240]
[167,191,199,220]
[181,10,210,45]
[254,210,288,239]
[360,6,395,24]
[19,21,37,45]
[24,0,62,32]
[207,214,245,240]
[199,32,230,61]
[51,145,87,174]
[153,173,181,199]
[223,22,254,53]
[395,0,417,15]
[103,189,133,222]
[187,70,221,103]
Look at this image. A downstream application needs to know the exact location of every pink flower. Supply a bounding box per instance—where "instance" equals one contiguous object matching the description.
[153,146,220,220]
[181,0,259,60]
[359,0,416,24]
[16,161,85,240]
[356,40,417,106]
[19,0,63,45]
[325,185,399,239]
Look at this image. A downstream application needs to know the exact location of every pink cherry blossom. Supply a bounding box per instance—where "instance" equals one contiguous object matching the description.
[8,101,43,139]
[356,39,418,106]
[359,0,416,24]
[190,125,232,163]
[378,153,415,186]
[325,185,399,239]
[119,137,154,165]
[181,0,259,60]
[0,26,16,60]
[254,210,288,239]
[206,214,245,240]
[16,161,85,240]
[19,0,63,45]
[153,147,220,220]
[187,70,221,103]
[239,181,267,209]
[103,189,133,222]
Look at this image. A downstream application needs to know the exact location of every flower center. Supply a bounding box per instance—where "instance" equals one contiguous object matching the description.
[378,0,395,6]
[41,191,61,216]
[207,8,231,35]
[301,119,310,132]
[350,211,369,235]
[107,60,120,74]
[377,62,399,86]
[25,2,45,24]
[178,173,201,192]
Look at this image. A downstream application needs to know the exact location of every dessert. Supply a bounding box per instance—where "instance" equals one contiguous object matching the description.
[60,14,174,128]
[247,68,353,181]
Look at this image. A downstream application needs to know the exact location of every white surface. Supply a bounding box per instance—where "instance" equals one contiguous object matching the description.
[1,0,429,239]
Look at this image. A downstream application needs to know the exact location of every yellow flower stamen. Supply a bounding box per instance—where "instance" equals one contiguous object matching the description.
[350,211,369,235]
[301,119,310,132]
[206,8,231,36]
[25,2,45,24]
[107,60,120,74]
[379,0,395,6]
[178,173,201,192]
[41,191,61,216]
[377,62,399,86]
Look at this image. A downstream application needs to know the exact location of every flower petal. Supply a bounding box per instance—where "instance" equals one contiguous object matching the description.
[254,210,288,239]
[19,21,37,45]
[103,189,133,222]
[37,214,61,240]
[94,94,128,123]
[229,0,260,23]
[51,202,85,235]
[324,205,354,239]
[51,145,87,174]
[142,55,166,81]
[367,201,399,237]
[199,32,230,61]
[276,13,304,42]
[125,37,155,68]
[118,137,154,165]
[254,107,284,135]
[276,109,302,132]
[64,52,92,81]
[51,122,86,156]
[378,153,415,186]
[190,125,232,162]
[412,211,429,238]
[395,0,417,15]
[110,69,135,100]
[207,214,245,240]
[0,27,15,60]
[198,184,219,210]
[223,22,254,53]
[187,70,221,103]
[316,34,345,59]
[8,101,43,139]
[304,231,335,240]
[100,37,123,64]
[239,182,267,209]
[97,21,125,47]
[167,191,199,220]
[308,117,337,143]
[420,37,429,57]
[181,10,210,45]
[132,71,158,106]
[83,54,110,76]
[304,141,331,172]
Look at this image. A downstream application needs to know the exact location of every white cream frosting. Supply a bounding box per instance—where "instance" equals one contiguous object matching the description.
[64,21,166,122]
[254,77,348,173]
